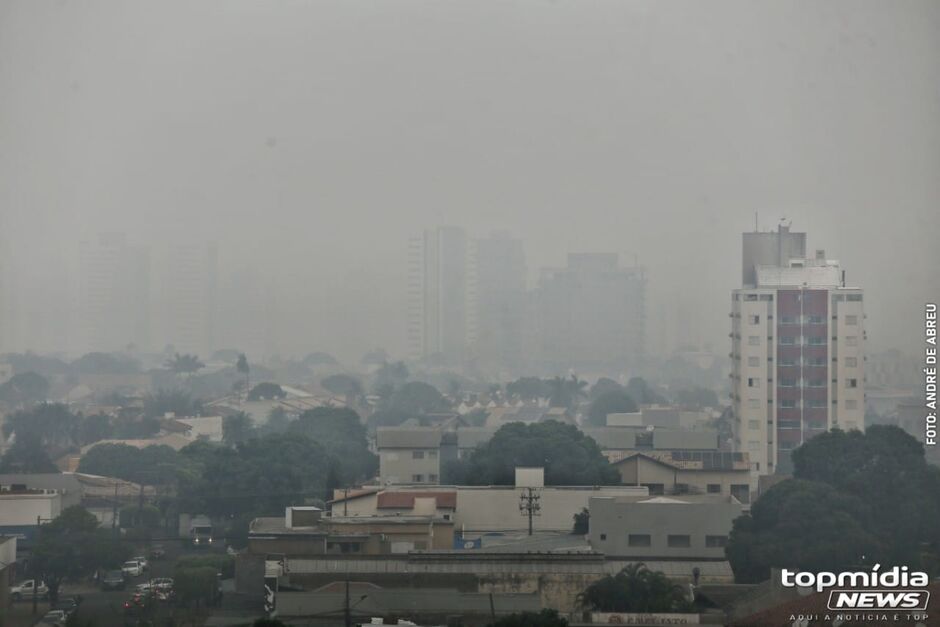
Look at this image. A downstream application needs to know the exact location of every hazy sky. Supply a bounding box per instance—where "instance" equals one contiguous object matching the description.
[2,0,938,362]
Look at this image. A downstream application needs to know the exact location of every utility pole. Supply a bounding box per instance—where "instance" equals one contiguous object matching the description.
[344,576,351,627]
[111,482,119,533]
[33,515,39,615]
[518,487,541,536]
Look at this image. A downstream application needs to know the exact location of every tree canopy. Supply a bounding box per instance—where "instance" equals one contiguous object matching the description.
[78,443,180,484]
[31,506,131,602]
[577,563,692,612]
[586,390,637,426]
[288,407,377,484]
[0,371,50,405]
[445,420,620,486]
[247,382,285,401]
[726,426,940,582]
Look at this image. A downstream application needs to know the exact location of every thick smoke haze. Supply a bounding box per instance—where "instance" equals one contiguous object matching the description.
[1,0,938,362]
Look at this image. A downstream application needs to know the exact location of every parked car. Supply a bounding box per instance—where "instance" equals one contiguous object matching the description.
[131,555,149,571]
[51,597,82,616]
[38,610,67,626]
[135,577,174,593]
[122,560,144,577]
[101,569,126,590]
[9,579,48,601]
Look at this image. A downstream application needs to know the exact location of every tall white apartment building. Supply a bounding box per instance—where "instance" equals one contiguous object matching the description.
[731,225,865,475]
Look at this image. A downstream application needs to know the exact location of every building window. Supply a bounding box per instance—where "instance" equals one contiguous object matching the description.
[748,399,761,409]
[847,294,863,302]
[731,484,751,504]
[667,535,691,548]
[747,335,760,346]
[807,336,826,345]
[628,534,652,547]
[747,440,760,451]
[779,336,796,345]
[705,535,728,548]
[412,474,424,482]
[707,484,721,494]
[780,399,797,409]
[808,399,826,408]
[845,357,858,367]
[747,377,760,388]
[845,400,858,410]
[747,419,760,430]
[846,336,858,347]
[846,378,858,388]
[780,378,796,388]
[748,315,760,324]
[845,315,858,325]
[412,451,425,459]
[780,315,797,325]
[747,356,760,367]
[599,534,607,541]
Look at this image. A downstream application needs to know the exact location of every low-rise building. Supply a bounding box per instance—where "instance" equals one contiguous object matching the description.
[612,451,756,502]
[0,535,16,607]
[248,505,454,556]
[0,487,61,548]
[329,484,648,532]
[588,494,743,559]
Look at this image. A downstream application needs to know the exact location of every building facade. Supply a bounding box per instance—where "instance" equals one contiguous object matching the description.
[535,253,646,372]
[731,225,866,475]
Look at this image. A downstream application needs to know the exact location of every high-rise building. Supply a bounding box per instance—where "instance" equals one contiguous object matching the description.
[154,241,218,358]
[407,227,471,364]
[74,233,151,354]
[731,224,866,475]
[534,253,646,373]
[470,232,527,372]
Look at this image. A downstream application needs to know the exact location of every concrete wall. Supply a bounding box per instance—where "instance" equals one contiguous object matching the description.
[589,496,742,559]
[0,492,61,526]
[617,457,754,501]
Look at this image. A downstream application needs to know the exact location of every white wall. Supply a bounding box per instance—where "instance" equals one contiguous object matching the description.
[0,492,61,526]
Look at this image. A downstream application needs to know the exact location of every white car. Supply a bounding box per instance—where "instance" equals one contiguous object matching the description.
[136,577,173,593]
[132,555,150,571]
[122,560,144,577]
[9,579,48,601]
[39,610,67,626]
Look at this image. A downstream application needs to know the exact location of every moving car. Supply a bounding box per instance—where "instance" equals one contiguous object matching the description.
[101,569,126,590]
[122,560,144,577]
[9,579,48,601]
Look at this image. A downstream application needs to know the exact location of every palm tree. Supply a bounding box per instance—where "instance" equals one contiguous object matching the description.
[164,353,205,378]
[577,563,692,613]
[236,354,250,401]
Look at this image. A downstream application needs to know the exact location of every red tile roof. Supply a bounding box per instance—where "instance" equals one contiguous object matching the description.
[376,491,457,509]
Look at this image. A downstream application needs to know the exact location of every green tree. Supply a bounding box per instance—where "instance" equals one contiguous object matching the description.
[263,406,291,435]
[0,371,50,405]
[625,377,666,406]
[577,563,692,612]
[288,407,377,484]
[31,506,130,602]
[174,566,219,607]
[164,353,205,378]
[451,421,620,486]
[180,433,332,518]
[791,425,940,568]
[321,373,363,398]
[573,507,590,534]
[70,352,140,375]
[2,403,79,450]
[236,353,250,400]
[0,431,58,473]
[222,412,255,445]
[77,413,113,445]
[547,375,588,410]
[506,377,551,402]
[78,443,179,484]
[143,389,201,419]
[491,609,568,627]
[586,391,637,426]
[247,382,285,401]
[387,381,449,415]
[725,479,881,583]
[372,360,409,393]
[588,377,624,400]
